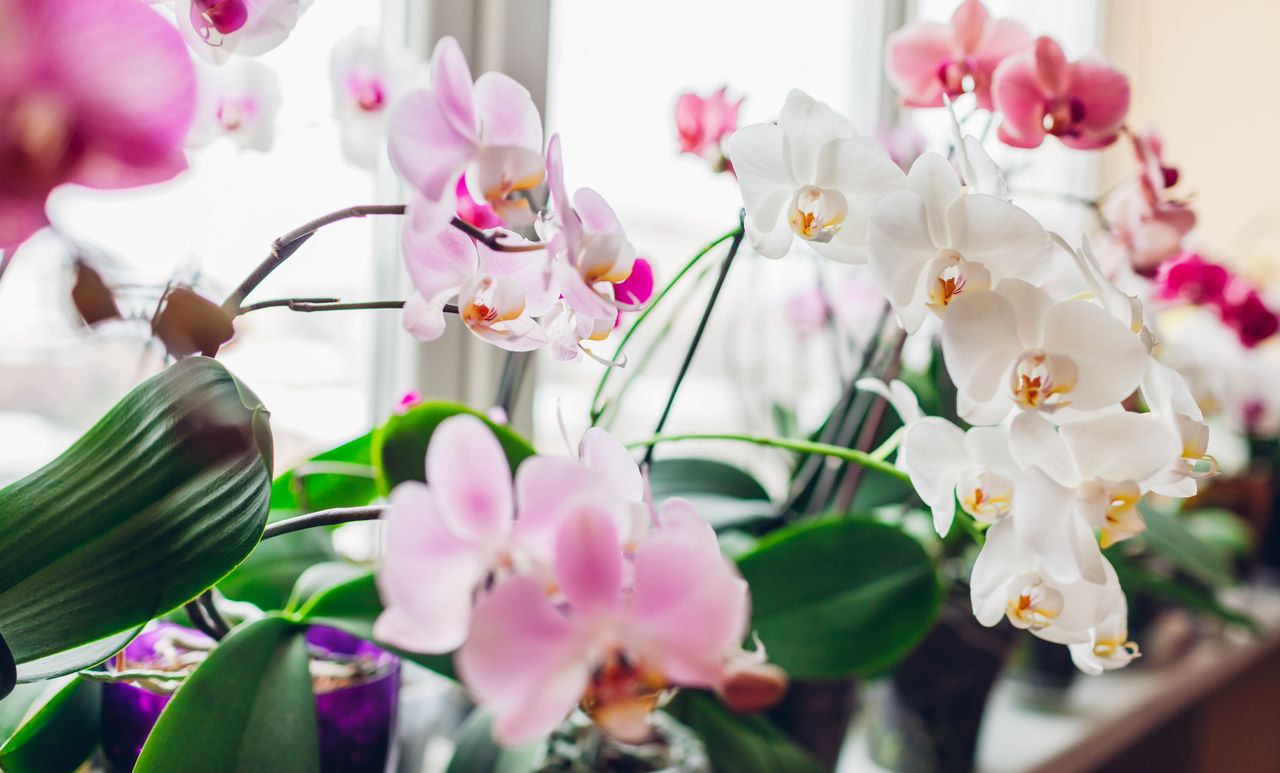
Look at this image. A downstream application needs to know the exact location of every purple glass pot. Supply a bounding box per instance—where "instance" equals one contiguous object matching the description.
[101,623,400,773]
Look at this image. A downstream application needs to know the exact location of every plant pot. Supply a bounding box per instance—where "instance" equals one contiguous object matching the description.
[101,623,400,773]
[766,678,857,770]
[1006,634,1077,710]
[535,710,710,772]
[864,601,1017,773]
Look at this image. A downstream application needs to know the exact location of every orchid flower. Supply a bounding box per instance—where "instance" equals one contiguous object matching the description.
[1010,411,1179,560]
[992,36,1130,150]
[400,214,554,351]
[328,27,422,170]
[971,519,1122,645]
[186,59,281,152]
[0,0,196,249]
[1138,360,1213,497]
[389,36,544,234]
[867,151,1050,333]
[940,280,1149,425]
[543,300,617,364]
[899,417,1018,537]
[1069,601,1141,675]
[1102,130,1195,273]
[727,90,906,262]
[1156,253,1229,306]
[676,87,741,169]
[885,0,1030,110]
[457,499,752,746]
[544,134,639,324]
[375,415,632,653]
[173,0,303,65]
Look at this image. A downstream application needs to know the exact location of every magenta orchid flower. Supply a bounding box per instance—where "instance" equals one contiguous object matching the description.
[328,27,422,170]
[545,134,639,325]
[400,212,554,351]
[186,59,282,152]
[457,499,751,746]
[613,257,655,307]
[1221,284,1280,349]
[453,177,504,230]
[389,36,544,234]
[992,36,1130,150]
[885,0,1030,110]
[0,0,196,249]
[1156,253,1229,307]
[174,0,302,65]
[675,87,741,170]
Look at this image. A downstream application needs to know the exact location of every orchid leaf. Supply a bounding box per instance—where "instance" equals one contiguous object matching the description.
[374,402,536,493]
[0,676,99,773]
[665,691,823,773]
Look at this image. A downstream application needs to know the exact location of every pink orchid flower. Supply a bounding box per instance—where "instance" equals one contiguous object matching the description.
[992,36,1130,149]
[886,0,1030,110]
[675,87,741,167]
[400,210,554,351]
[375,416,646,652]
[457,499,751,746]
[1101,130,1195,274]
[0,0,196,249]
[389,36,544,234]
[453,177,503,231]
[543,300,617,363]
[1221,284,1280,348]
[186,59,282,152]
[329,27,422,170]
[1156,253,1229,307]
[545,134,638,324]
[174,0,302,65]
[612,257,655,307]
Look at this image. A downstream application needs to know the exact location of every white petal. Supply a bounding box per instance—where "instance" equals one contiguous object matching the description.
[777,89,852,182]
[947,195,1050,285]
[1059,412,1179,487]
[970,521,1022,627]
[1041,300,1148,411]
[727,124,795,234]
[1009,412,1077,486]
[867,189,937,308]
[901,418,968,537]
[941,289,1024,407]
[1013,467,1095,585]
[905,152,962,246]
[746,217,795,260]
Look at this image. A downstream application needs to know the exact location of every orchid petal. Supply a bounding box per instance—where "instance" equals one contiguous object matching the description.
[426,414,514,541]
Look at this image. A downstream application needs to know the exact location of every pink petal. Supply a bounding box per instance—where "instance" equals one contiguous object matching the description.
[1064,56,1130,138]
[613,257,654,306]
[573,188,626,237]
[456,577,588,746]
[513,457,606,560]
[0,196,48,249]
[1032,36,1071,96]
[885,22,953,107]
[374,482,489,653]
[401,211,477,298]
[950,0,990,54]
[629,527,749,687]
[579,427,643,502]
[992,52,1048,148]
[675,92,709,154]
[401,290,450,342]
[477,240,556,314]
[429,36,477,137]
[970,19,1032,109]
[554,505,624,612]
[426,414,514,541]
[552,259,618,322]
[388,89,477,201]
[474,72,543,150]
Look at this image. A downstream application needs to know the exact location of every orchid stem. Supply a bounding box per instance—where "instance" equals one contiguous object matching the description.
[641,214,745,466]
[589,225,743,425]
[628,433,909,483]
[261,506,387,540]
[237,298,461,316]
[494,351,532,420]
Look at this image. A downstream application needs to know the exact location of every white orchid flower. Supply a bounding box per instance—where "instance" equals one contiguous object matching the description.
[1141,359,1215,497]
[941,280,1149,425]
[728,90,905,262]
[971,520,1122,645]
[900,418,1018,538]
[186,58,282,152]
[867,149,1050,333]
[1010,411,1179,565]
[329,27,422,169]
[1069,601,1141,675]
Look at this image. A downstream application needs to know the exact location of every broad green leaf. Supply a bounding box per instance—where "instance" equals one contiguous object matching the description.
[269,433,377,515]
[374,402,535,493]
[737,517,940,678]
[135,616,318,773]
[14,627,139,683]
[649,459,770,502]
[0,676,99,773]
[284,562,370,614]
[1185,508,1254,562]
[445,710,540,773]
[664,691,823,773]
[292,571,455,679]
[1137,502,1235,588]
[0,357,273,678]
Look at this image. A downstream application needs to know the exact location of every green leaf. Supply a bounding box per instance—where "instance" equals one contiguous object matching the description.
[0,357,273,677]
[0,676,100,773]
[650,459,770,502]
[1137,503,1235,588]
[269,433,377,515]
[14,627,139,683]
[1184,508,1254,561]
[374,402,535,493]
[292,571,455,679]
[737,517,940,678]
[445,710,539,773]
[135,616,318,773]
[664,691,823,773]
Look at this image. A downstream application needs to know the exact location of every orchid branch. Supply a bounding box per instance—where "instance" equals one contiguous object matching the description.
[629,433,909,483]
[589,225,743,424]
[261,505,387,540]
[641,215,746,466]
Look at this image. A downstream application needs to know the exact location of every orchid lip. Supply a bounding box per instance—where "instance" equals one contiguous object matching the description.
[788,185,848,243]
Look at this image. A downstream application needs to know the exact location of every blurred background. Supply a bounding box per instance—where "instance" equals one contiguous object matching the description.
[3,2,1279,770]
